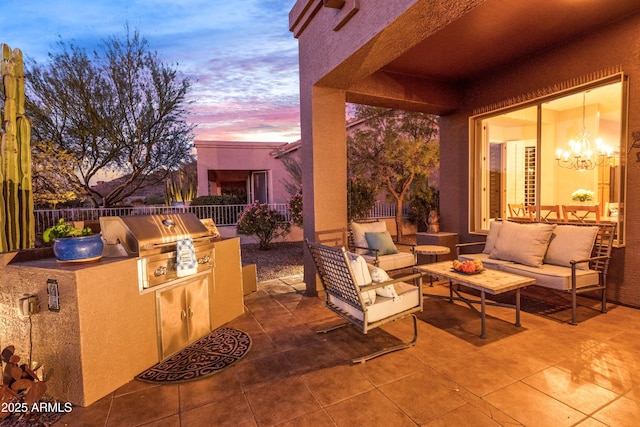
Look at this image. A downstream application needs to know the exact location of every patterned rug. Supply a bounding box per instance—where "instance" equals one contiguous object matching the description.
[135,327,251,384]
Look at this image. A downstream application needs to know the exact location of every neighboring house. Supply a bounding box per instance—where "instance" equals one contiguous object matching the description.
[194,140,300,204]
[290,0,640,303]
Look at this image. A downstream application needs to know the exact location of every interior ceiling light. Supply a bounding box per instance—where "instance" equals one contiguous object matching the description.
[555,92,613,171]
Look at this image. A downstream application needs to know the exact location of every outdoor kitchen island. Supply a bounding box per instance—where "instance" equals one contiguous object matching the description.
[0,217,245,407]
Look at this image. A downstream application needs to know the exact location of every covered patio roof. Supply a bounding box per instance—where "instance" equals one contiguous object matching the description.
[293,0,640,115]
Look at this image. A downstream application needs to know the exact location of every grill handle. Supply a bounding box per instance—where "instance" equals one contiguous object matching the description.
[140,236,213,251]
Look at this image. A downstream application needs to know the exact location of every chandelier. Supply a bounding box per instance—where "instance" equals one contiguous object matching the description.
[555,92,613,171]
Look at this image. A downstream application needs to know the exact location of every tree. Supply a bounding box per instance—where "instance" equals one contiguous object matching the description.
[348,105,439,240]
[31,141,82,207]
[25,27,195,207]
[276,145,302,197]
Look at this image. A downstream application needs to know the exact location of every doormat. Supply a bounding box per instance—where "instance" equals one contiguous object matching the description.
[135,327,251,384]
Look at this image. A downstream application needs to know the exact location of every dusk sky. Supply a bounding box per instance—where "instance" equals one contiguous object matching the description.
[1,0,301,143]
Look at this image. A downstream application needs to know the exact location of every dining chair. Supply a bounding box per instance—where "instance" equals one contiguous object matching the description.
[528,205,562,222]
[508,203,528,219]
[562,204,601,223]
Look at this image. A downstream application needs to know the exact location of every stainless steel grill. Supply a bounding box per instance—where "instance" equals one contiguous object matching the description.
[100,213,215,289]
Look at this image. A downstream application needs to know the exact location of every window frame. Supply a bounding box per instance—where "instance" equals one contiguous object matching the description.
[468,73,628,246]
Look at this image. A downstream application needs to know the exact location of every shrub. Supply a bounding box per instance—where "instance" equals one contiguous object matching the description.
[190,195,246,206]
[237,202,291,250]
[289,188,303,227]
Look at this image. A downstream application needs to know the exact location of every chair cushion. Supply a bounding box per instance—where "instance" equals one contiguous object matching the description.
[362,251,415,271]
[347,252,376,305]
[490,221,555,267]
[351,221,387,254]
[543,225,598,270]
[328,281,420,323]
[365,231,398,255]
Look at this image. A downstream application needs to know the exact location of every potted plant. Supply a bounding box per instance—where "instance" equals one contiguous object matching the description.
[571,189,595,203]
[43,219,104,262]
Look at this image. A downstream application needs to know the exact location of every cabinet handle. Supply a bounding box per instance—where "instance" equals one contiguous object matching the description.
[188,306,194,319]
[181,310,187,322]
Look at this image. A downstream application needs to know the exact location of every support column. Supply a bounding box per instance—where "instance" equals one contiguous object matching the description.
[301,86,347,296]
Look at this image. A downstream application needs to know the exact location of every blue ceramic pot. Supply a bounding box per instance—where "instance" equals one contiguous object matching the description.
[53,234,104,262]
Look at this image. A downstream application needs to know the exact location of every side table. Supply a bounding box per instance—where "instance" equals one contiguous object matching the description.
[414,245,451,287]
[413,245,450,263]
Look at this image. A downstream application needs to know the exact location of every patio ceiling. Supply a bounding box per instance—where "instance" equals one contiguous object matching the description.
[382,0,640,82]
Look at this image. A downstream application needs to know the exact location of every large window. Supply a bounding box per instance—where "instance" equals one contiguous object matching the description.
[470,75,627,246]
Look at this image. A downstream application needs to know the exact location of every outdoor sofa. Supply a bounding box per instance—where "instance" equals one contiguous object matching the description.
[456,219,616,325]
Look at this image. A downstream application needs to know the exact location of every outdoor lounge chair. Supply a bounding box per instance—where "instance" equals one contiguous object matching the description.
[305,239,424,363]
[315,220,416,272]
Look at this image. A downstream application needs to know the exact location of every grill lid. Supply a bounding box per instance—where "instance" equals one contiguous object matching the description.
[100,213,210,256]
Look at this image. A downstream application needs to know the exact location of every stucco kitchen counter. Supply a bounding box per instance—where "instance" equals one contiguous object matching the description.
[0,253,159,407]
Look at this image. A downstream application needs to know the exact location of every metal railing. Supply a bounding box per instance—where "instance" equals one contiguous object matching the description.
[34,201,407,236]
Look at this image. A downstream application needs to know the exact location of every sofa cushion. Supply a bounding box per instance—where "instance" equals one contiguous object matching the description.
[365,231,398,255]
[490,221,555,267]
[544,225,598,270]
[483,221,502,254]
[347,252,376,305]
[501,263,599,291]
[351,221,387,254]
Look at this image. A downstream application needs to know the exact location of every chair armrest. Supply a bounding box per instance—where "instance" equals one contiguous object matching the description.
[360,272,424,293]
[569,255,609,268]
[350,244,380,260]
[456,241,486,256]
[395,242,415,249]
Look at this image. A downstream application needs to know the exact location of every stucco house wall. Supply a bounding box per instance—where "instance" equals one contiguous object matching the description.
[194,140,299,204]
[440,13,640,305]
[291,0,640,303]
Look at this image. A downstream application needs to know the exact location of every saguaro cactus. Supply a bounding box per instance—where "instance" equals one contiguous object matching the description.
[1,44,34,251]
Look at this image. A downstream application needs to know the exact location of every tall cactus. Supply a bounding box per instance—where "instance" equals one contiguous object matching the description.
[1,44,34,251]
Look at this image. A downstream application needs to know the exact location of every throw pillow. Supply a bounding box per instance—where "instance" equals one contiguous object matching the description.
[483,220,502,254]
[544,225,598,270]
[367,264,401,302]
[351,221,387,254]
[364,231,399,255]
[490,221,555,267]
[347,252,376,305]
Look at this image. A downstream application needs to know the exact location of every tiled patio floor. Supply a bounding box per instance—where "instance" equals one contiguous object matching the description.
[57,274,640,426]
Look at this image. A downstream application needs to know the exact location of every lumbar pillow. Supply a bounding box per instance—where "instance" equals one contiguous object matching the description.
[483,220,502,254]
[367,265,401,302]
[351,221,387,254]
[347,252,376,305]
[490,221,555,267]
[364,231,399,255]
[544,225,598,270]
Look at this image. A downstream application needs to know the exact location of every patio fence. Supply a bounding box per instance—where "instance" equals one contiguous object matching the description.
[33,201,409,237]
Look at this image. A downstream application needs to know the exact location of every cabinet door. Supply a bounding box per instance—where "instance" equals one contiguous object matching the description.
[158,286,188,358]
[185,277,211,343]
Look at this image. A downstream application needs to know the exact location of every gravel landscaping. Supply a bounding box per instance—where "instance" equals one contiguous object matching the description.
[240,241,304,282]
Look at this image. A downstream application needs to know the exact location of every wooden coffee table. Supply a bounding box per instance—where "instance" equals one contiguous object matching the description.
[416,261,535,338]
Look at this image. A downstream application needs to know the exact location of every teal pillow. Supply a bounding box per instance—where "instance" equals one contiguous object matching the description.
[364,231,398,255]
